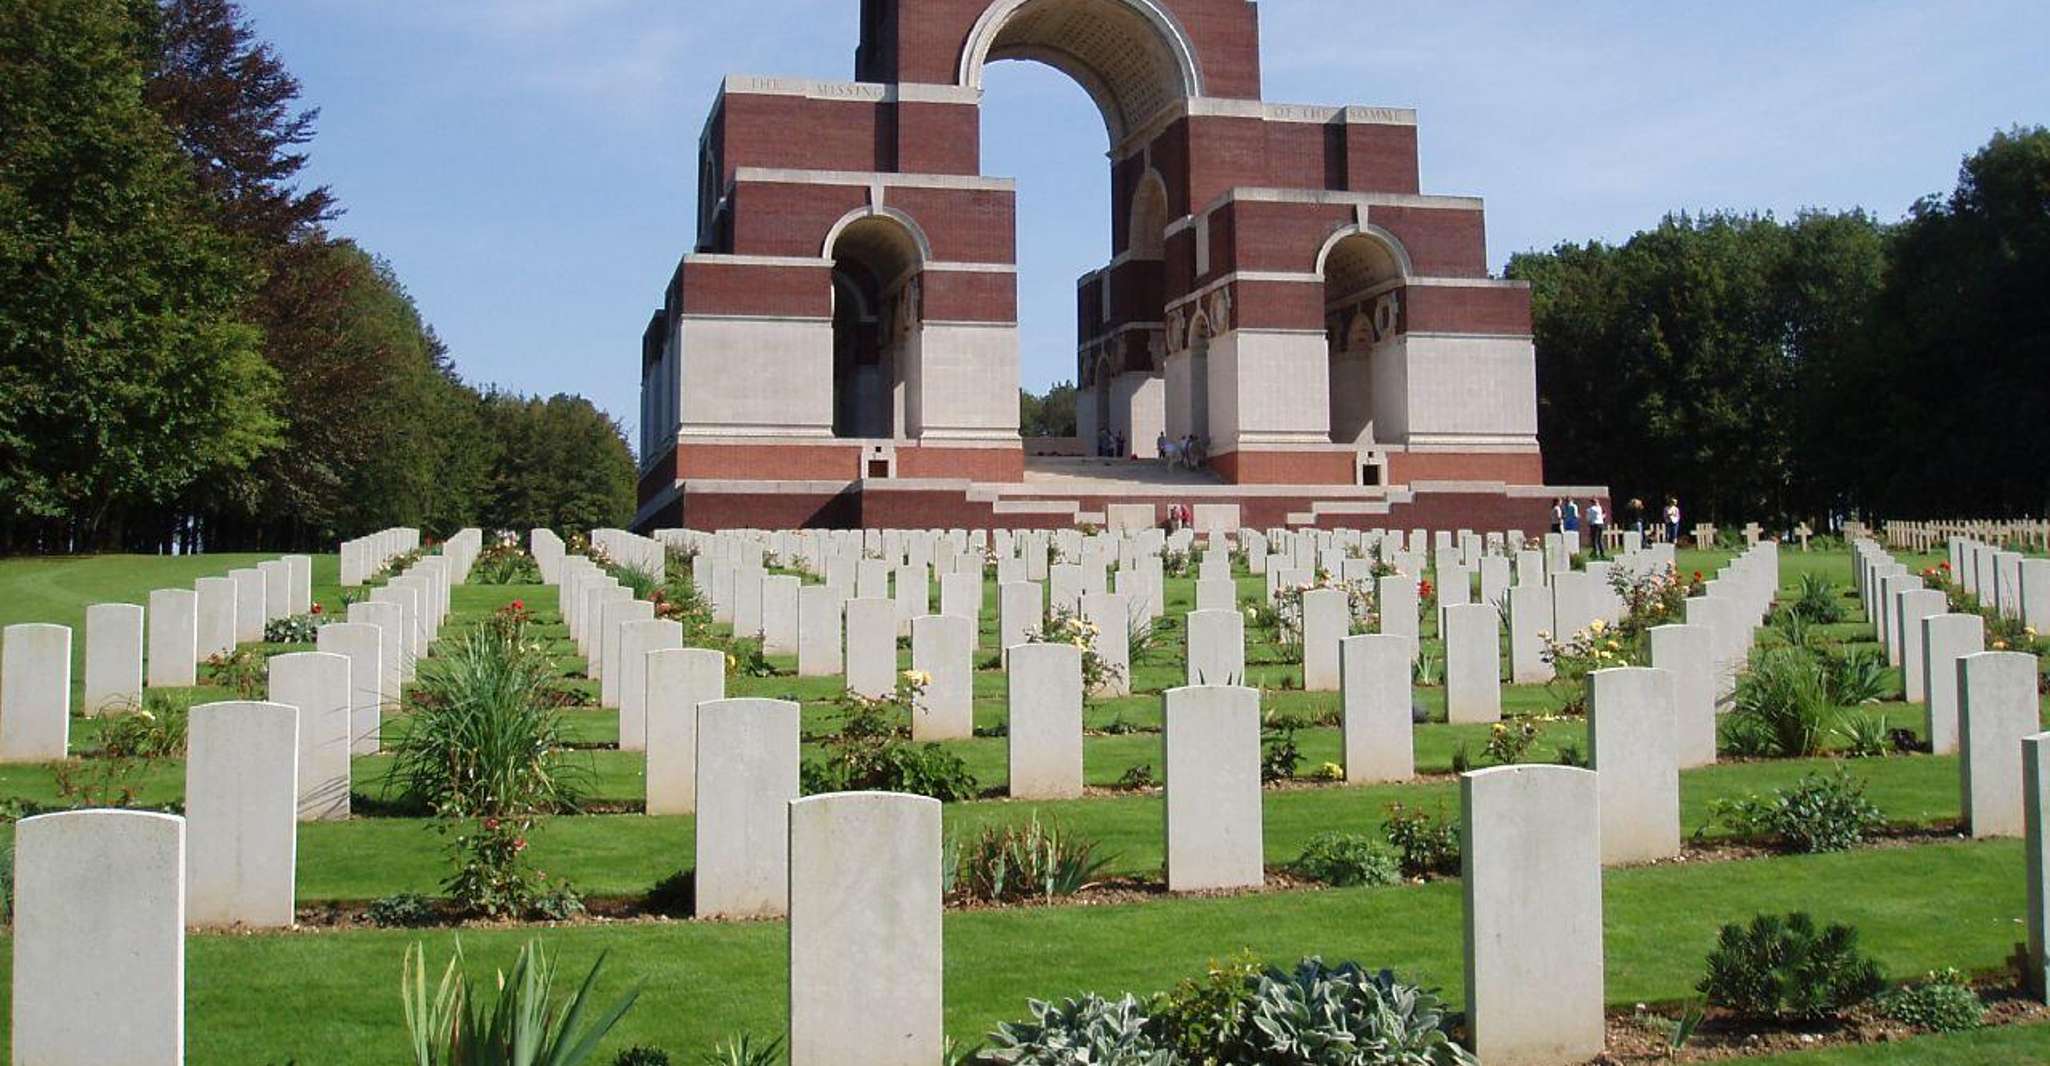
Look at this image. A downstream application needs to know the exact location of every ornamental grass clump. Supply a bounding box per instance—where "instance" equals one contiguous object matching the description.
[401,940,639,1066]
[1698,913,1884,1022]
[1722,647,1840,758]
[943,816,1115,905]
[387,621,587,818]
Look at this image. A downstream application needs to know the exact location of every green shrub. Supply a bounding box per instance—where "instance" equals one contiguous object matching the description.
[1382,803,1460,878]
[386,621,587,817]
[1115,764,1157,790]
[1148,953,1262,1059]
[403,940,639,1066]
[1790,573,1847,624]
[1698,913,1884,1021]
[264,613,324,645]
[1261,714,1308,782]
[1823,646,1890,706]
[205,648,267,699]
[1709,767,1887,854]
[611,563,659,600]
[802,709,980,803]
[1835,711,1893,758]
[983,994,1172,1064]
[1236,959,1474,1065]
[609,1047,671,1066]
[99,693,188,758]
[945,817,1113,905]
[1292,832,1401,887]
[471,544,542,585]
[1723,649,1840,758]
[366,893,438,929]
[1875,969,1984,1033]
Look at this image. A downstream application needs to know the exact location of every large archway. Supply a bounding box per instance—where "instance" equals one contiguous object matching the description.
[959,0,1202,144]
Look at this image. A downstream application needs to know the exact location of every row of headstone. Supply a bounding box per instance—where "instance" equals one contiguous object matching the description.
[1941,535,2050,630]
[337,526,420,587]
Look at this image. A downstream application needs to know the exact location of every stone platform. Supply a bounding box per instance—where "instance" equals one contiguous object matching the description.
[638,457,1605,533]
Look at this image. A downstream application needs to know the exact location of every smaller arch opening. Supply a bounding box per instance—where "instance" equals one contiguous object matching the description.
[1128,171,1168,260]
[1321,231,1409,448]
[830,215,927,439]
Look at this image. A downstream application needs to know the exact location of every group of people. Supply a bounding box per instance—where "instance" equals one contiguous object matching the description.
[1156,432,1208,470]
[1094,428,1126,458]
[1552,496,1685,556]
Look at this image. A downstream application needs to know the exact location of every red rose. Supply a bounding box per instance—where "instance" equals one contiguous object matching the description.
[309,603,323,615]
[511,600,525,611]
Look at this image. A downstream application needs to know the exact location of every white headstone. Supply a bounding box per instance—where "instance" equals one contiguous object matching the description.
[84,603,144,716]
[1,623,70,762]
[12,809,185,1064]
[1186,608,1246,687]
[1340,634,1414,783]
[761,575,802,657]
[194,576,237,659]
[787,792,943,1066]
[1960,651,2041,839]
[617,619,683,752]
[1462,765,1604,1066]
[1589,667,1680,865]
[1007,642,1083,800]
[844,598,898,700]
[145,588,198,688]
[695,699,800,918]
[1443,602,1502,724]
[185,701,298,928]
[796,585,845,678]
[320,619,387,756]
[1163,685,1264,892]
[1300,587,1347,692]
[1081,592,1131,697]
[1650,624,1717,769]
[645,647,725,816]
[910,614,974,741]
[267,652,351,821]
[1923,613,1986,755]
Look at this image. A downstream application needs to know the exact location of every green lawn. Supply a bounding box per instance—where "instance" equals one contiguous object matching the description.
[1,544,2046,1063]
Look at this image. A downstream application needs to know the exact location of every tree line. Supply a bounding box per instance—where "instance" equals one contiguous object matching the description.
[0,0,636,554]
[1513,127,2049,526]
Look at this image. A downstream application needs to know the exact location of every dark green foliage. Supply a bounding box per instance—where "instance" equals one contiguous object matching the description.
[1822,646,1890,706]
[1698,913,1885,1021]
[365,893,438,929]
[1723,648,1839,758]
[98,693,189,758]
[1790,574,1848,624]
[470,544,543,585]
[1381,804,1460,879]
[1261,714,1308,782]
[802,725,980,803]
[1875,970,1984,1033]
[701,1035,780,1066]
[1710,767,1887,854]
[609,1047,671,1066]
[1292,832,1401,888]
[643,870,693,918]
[1018,383,1079,439]
[0,0,280,548]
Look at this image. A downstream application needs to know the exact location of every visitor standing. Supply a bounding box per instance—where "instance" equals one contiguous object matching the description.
[1156,431,1171,464]
[1564,499,1582,537]
[1551,499,1564,535]
[1587,500,1608,557]
[1664,498,1682,545]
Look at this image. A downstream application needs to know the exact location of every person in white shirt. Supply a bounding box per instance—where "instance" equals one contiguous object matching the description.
[1588,500,1608,557]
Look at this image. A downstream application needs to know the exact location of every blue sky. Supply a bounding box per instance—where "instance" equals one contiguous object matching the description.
[250,1,2048,448]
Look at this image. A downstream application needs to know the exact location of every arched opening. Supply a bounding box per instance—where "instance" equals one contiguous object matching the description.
[829,214,926,439]
[961,0,1202,144]
[1320,229,1409,447]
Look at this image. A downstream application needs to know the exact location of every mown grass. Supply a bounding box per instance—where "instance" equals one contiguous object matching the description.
[1,545,2045,1064]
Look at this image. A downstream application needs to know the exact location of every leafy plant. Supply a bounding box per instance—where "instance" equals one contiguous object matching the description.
[1835,712,1893,758]
[1709,767,1886,854]
[1723,648,1840,758]
[1823,646,1890,706]
[1382,804,1460,878]
[386,620,587,818]
[1482,720,1539,766]
[1292,832,1400,887]
[367,893,439,929]
[944,817,1114,905]
[982,994,1173,1065]
[1116,764,1157,790]
[1875,969,1983,1033]
[1698,913,1884,1021]
[1261,713,1308,782]
[1148,953,1263,1059]
[205,648,267,698]
[472,545,543,585]
[402,939,640,1066]
[1236,959,1475,1065]
[610,563,659,601]
[264,613,324,644]
[701,1034,780,1066]
[99,692,188,758]
[644,870,694,918]
[442,816,545,920]
[1790,573,1847,624]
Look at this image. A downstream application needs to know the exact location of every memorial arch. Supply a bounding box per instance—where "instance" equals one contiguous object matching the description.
[636,0,1559,530]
